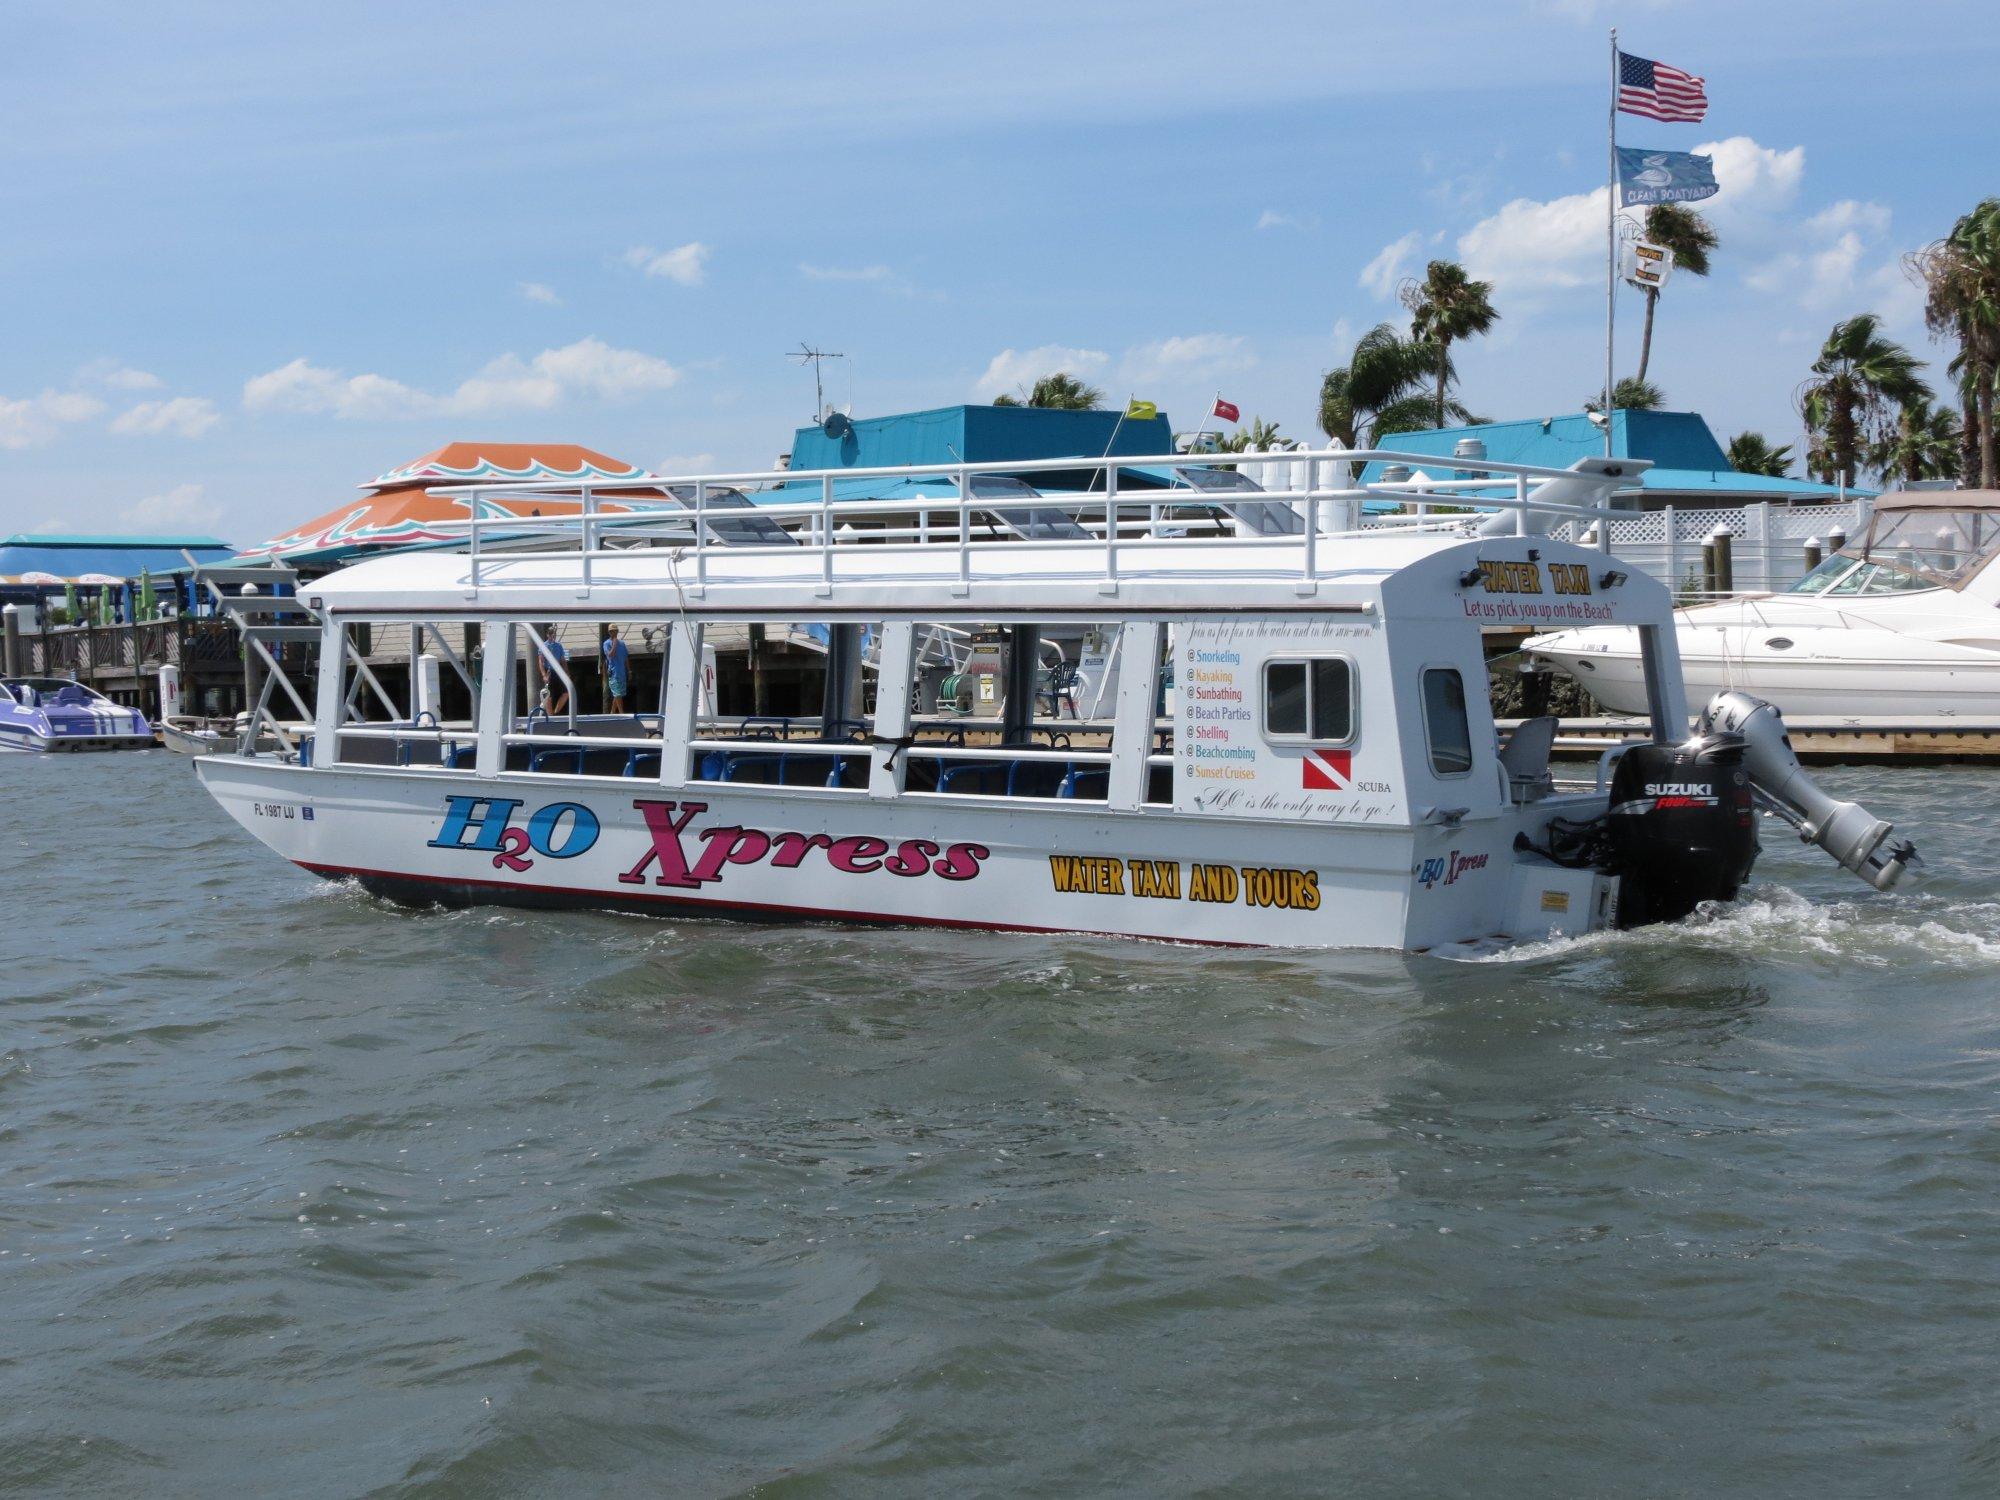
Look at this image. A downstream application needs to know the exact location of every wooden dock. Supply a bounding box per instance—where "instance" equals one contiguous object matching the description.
[1518,716,2000,765]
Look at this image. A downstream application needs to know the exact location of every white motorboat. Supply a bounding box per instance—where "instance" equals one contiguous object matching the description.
[0,676,152,752]
[1526,490,2000,718]
[193,448,1915,950]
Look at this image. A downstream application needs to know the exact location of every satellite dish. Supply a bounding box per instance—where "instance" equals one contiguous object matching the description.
[822,410,853,439]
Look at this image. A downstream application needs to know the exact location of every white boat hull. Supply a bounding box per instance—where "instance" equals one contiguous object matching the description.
[194,757,1615,952]
[1528,597,2000,719]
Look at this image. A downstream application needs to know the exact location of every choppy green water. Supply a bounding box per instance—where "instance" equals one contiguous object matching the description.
[5,751,2000,1496]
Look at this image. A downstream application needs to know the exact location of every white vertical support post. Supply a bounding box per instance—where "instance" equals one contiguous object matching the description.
[1101,463,1119,594]
[954,469,971,596]
[474,621,514,778]
[312,613,345,765]
[1751,502,1771,592]
[579,484,596,597]
[1515,473,1528,536]
[868,621,916,800]
[415,653,442,724]
[466,488,482,597]
[656,619,702,788]
[818,474,835,597]
[693,481,708,594]
[1106,621,1162,811]
[1662,505,1678,596]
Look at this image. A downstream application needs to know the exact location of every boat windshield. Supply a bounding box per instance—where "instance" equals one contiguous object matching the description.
[1789,505,2000,596]
[0,677,108,705]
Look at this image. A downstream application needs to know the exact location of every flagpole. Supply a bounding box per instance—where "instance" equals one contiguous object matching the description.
[1605,28,1618,458]
[1184,390,1220,454]
[1085,398,1131,493]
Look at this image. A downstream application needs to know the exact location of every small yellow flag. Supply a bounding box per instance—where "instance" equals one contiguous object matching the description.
[1126,399,1158,421]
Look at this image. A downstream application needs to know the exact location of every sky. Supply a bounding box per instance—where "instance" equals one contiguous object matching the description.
[3,0,1996,548]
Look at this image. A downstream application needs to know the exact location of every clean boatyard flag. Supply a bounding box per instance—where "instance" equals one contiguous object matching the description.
[1126,398,1157,421]
[1616,51,1708,122]
[1212,397,1240,423]
[1615,146,1719,205]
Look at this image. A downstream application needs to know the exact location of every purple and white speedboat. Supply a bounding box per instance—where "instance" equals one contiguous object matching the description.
[0,677,152,753]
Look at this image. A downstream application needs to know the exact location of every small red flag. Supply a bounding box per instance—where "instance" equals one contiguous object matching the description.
[1212,398,1240,423]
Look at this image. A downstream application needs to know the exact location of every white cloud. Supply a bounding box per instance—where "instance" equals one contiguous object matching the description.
[121,482,222,530]
[800,263,891,282]
[623,242,709,286]
[1256,210,1314,231]
[517,281,562,305]
[244,358,426,420]
[1693,136,1806,234]
[110,395,221,439]
[655,453,716,475]
[243,337,680,421]
[76,360,164,391]
[0,390,105,450]
[1805,200,1892,239]
[1457,186,1608,295]
[520,337,680,400]
[1360,230,1424,299]
[798,262,942,301]
[1452,135,1812,306]
[1120,334,1255,386]
[1745,197,1920,324]
[973,344,1109,400]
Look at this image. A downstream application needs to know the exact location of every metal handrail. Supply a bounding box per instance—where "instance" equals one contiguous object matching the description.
[408,447,1641,596]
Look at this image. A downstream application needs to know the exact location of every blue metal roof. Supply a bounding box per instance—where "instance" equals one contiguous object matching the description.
[0,535,234,586]
[786,404,1175,474]
[1356,412,1858,501]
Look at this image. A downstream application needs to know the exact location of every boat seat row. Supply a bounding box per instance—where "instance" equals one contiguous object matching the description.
[319,734,1163,803]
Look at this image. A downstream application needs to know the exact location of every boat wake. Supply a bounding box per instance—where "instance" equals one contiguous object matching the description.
[1469,883,2000,970]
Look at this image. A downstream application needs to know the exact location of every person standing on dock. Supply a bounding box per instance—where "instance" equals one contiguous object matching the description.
[602,624,630,714]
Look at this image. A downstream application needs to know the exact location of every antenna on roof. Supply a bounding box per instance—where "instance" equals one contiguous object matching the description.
[790,343,845,422]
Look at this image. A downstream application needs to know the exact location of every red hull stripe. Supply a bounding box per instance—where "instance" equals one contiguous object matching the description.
[294,860,1265,948]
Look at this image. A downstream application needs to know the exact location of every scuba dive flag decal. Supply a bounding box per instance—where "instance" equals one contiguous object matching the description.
[1302,748,1351,790]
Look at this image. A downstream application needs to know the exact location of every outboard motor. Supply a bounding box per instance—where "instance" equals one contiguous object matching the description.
[1606,732,1760,928]
[1698,690,1918,891]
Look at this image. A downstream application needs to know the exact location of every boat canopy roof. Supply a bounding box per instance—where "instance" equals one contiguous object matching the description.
[302,527,1671,627]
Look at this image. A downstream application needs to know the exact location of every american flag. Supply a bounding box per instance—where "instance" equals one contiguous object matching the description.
[1617,51,1708,123]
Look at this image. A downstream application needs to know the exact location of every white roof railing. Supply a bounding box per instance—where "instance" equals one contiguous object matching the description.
[399,447,1647,600]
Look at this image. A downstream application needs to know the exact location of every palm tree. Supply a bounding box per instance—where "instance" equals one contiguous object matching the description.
[1633,204,1718,384]
[1800,314,1931,490]
[1400,260,1499,428]
[1318,323,1440,446]
[1586,377,1665,412]
[992,371,1104,410]
[1216,416,1285,453]
[1726,431,1794,477]
[1870,399,1962,485]
[1907,198,2000,486]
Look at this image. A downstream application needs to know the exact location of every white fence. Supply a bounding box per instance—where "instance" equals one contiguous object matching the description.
[1543,498,1869,599]
[1228,443,1870,601]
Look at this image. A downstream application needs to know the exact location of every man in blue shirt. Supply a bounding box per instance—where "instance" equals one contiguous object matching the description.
[602,624,631,713]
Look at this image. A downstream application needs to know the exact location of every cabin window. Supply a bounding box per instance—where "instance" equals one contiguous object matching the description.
[1262,658,1353,743]
[1421,667,1473,776]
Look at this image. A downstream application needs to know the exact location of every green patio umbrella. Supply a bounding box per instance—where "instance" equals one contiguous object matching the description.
[137,569,157,620]
[63,581,78,623]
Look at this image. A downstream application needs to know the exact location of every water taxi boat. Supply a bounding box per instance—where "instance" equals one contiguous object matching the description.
[0,676,152,752]
[1526,489,2000,718]
[193,450,1914,950]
